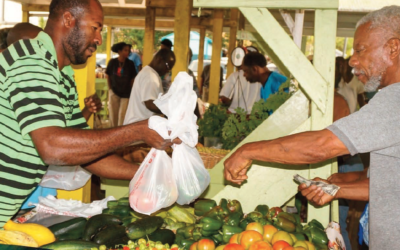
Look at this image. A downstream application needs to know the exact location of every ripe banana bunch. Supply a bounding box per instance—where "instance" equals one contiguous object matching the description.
[0,230,39,247]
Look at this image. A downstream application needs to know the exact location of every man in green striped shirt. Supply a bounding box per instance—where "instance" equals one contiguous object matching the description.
[0,0,175,227]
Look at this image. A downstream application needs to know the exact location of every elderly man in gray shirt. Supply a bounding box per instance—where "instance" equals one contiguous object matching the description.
[223,6,400,249]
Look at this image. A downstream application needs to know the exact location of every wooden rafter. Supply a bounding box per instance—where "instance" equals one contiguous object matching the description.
[193,0,338,10]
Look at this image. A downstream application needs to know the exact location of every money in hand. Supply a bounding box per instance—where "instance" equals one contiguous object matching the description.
[293,174,340,196]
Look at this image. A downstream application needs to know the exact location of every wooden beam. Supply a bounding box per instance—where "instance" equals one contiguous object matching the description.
[194,0,338,10]
[226,9,238,78]
[240,7,327,112]
[293,10,305,48]
[21,3,47,12]
[104,18,174,28]
[209,10,224,104]
[172,0,192,80]
[147,0,176,8]
[197,27,206,90]
[308,8,338,226]
[106,26,112,65]
[21,4,29,22]
[142,6,156,66]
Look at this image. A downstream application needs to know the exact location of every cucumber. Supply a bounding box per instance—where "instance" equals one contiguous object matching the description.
[48,217,87,240]
[82,214,122,241]
[113,205,131,217]
[93,224,127,245]
[126,216,164,240]
[104,235,130,248]
[107,200,119,209]
[42,240,99,250]
[148,228,176,245]
[122,216,137,227]
[118,197,129,206]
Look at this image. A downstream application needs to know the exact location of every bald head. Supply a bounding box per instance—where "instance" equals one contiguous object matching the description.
[7,23,43,46]
[150,49,176,76]
[49,0,101,20]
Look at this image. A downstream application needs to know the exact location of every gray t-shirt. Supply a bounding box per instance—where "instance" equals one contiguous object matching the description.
[328,82,400,249]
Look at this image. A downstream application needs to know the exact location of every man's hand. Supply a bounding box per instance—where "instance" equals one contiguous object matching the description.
[84,94,102,113]
[224,147,253,185]
[298,177,335,206]
[136,120,181,150]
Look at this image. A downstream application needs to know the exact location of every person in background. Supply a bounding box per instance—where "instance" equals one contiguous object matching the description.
[0,28,10,52]
[338,57,365,113]
[124,49,176,124]
[199,64,223,101]
[128,47,142,73]
[106,42,137,127]
[219,65,261,114]
[159,39,173,93]
[187,48,200,98]
[242,52,287,101]
[6,22,103,210]
[160,38,173,50]
[334,57,350,122]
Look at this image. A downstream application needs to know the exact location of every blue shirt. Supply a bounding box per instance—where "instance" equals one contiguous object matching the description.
[260,71,287,100]
[128,52,142,73]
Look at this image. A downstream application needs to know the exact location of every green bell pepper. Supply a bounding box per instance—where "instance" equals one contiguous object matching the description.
[201,229,219,237]
[219,198,230,215]
[199,217,223,231]
[203,206,226,220]
[239,218,251,230]
[277,212,297,224]
[180,239,196,250]
[258,218,272,226]
[227,200,243,215]
[222,225,243,244]
[307,219,325,231]
[255,204,269,217]
[304,227,328,250]
[223,212,243,227]
[177,225,202,240]
[266,207,283,220]
[174,233,185,246]
[194,199,217,216]
[246,211,263,222]
[273,217,296,233]
[295,223,304,233]
[212,233,223,244]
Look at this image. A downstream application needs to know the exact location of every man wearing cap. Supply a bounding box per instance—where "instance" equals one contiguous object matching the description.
[106,42,137,127]
[160,38,173,50]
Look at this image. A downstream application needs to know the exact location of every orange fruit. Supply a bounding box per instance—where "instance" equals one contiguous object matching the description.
[246,222,264,235]
[271,231,293,246]
[240,230,264,250]
[248,241,273,250]
[224,243,245,250]
[272,241,291,250]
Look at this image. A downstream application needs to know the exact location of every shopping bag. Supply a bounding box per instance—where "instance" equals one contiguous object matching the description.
[129,148,178,215]
[39,165,91,191]
[172,143,210,205]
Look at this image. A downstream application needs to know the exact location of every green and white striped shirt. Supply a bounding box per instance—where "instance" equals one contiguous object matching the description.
[0,31,88,226]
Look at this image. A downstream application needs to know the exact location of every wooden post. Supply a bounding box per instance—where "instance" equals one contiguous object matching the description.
[308,9,338,225]
[301,36,307,53]
[197,27,206,89]
[22,4,29,22]
[106,26,113,66]
[209,10,224,104]
[238,12,245,47]
[143,3,156,66]
[172,0,192,80]
[226,9,238,78]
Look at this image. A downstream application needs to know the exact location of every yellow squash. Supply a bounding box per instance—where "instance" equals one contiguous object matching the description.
[0,230,39,247]
[4,220,55,246]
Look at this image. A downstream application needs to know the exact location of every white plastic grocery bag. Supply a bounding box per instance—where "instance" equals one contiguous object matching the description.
[40,165,91,191]
[129,148,178,215]
[172,144,211,205]
[154,72,211,205]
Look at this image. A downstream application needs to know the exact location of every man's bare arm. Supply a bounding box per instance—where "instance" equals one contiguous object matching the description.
[144,100,162,114]
[83,154,139,180]
[30,120,171,166]
[224,129,350,184]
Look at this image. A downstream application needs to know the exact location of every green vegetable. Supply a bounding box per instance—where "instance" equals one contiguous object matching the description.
[83,214,122,241]
[48,217,87,241]
[255,205,269,217]
[273,217,296,233]
[198,104,228,138]
[198,217,223,231]
[223,212,243,227]
[221,225,243,243]
[107,200,119,209]
[306,219,325,231]
[239,218,251,230]
[126,216,164,240]
[293,233,307,241]
[246,211,263,222]
[93,224,127,245]
[148,229,176,245]
[167,205,196,224]
[118,197,129,206]
[219,199,230,215]
[194,199,217,216]
[176,225,201,240]
[277,212,297,224]
[42,240,99,250]
[203,206,226,220]
[211,233,224,244]
[227,200,243,215]
[180,239,196,250]
[304,227,329,249]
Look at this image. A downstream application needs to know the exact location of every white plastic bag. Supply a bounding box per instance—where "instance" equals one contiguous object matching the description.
[129,148,178,215]
[172,144,210,205]
[40,165,91,191]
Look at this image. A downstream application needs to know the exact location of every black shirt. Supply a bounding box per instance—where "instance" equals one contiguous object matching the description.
[106,58,137,98]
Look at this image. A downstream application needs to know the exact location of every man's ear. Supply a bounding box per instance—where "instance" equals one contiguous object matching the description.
[386,38,400,60]
[62,11,76,29]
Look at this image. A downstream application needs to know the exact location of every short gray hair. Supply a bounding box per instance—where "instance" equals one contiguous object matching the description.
[357,5,400,38]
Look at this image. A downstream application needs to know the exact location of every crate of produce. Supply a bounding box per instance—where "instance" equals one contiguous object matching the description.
[197,147,230,169]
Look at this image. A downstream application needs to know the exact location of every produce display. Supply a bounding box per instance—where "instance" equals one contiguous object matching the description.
[0,198,329,250]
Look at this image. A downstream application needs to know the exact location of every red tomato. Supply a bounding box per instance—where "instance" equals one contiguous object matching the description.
[190,242,199,250]
[240,230,263,250]
[248,241,273,250]
[224,243,245,250]
[272,241,291,250]
[229,233,240,244]
[197,239,216,250]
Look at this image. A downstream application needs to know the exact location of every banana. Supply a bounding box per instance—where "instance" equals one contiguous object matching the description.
[0,230,39,247]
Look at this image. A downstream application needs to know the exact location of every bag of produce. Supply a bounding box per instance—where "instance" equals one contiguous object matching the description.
[129,148,178,215]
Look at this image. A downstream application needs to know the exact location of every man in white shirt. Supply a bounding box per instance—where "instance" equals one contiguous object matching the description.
[219,67,261,114]
[124,49,175,124]
[338,57,365,113]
